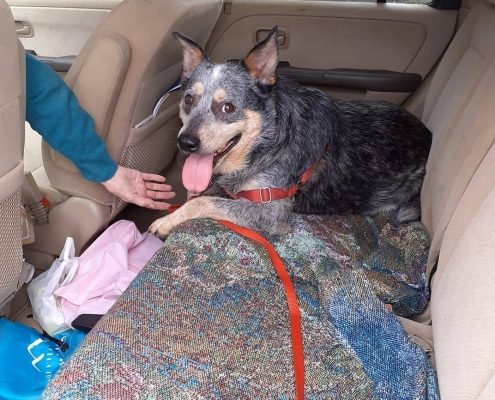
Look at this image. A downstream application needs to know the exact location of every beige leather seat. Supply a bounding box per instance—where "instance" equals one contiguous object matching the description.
[24,0,222,267]
[417,0,495,397]
[0,0,25,311]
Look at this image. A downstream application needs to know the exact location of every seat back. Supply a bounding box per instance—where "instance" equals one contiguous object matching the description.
[421,2,495,239]
[41,0,222,216]
[21,0,222,265]
[420,1,495,397]
[0,0,25,309]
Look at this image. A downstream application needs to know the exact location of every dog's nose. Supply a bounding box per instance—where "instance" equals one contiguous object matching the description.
[178,135,200,153]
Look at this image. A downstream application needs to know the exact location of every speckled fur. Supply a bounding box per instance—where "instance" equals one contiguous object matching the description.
[149,28,432,237]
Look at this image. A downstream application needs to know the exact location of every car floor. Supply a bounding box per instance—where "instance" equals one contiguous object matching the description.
[10,156,187,327]
[10,285,42,331]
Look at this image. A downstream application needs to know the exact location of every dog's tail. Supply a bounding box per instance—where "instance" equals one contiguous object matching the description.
[396,194,421,223]
[395,164,426,223]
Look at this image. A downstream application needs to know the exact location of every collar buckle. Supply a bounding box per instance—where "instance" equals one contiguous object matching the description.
[259,187,272,203]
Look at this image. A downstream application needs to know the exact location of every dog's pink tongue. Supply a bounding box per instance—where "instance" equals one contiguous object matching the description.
[182,153,214,193]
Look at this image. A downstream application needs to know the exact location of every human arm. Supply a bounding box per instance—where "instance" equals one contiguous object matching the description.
[25,52,117,182]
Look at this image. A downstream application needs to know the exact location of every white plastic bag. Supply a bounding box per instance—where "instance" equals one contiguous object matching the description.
[27,237,79,335]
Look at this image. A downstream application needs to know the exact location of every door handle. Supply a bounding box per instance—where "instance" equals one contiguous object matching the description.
[15,21,33,37]
[256,29,287,47]
[34,55,76,73]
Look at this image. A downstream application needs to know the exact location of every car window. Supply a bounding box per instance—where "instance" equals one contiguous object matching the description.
[324,0,431,4]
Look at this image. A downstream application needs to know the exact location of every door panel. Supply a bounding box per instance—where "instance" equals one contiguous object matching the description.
[206,1,458,104]
[7,0,123,57]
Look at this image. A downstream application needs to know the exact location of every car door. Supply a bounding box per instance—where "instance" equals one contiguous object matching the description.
[7,0,124,74]
[206,0,459,105]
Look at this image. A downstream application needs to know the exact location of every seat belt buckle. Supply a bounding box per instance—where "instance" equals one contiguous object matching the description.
[20,206,35,245]
[22,172,50,225]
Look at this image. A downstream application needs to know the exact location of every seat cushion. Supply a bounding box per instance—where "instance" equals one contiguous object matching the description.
[431,144,495,399]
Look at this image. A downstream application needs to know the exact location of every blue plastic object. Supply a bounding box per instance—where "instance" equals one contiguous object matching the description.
[0,318,85,400]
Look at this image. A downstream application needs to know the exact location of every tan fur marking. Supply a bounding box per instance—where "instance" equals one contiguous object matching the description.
[196,120,244,153]
[244,37,278,85]
[178,197,226,220]
[193,110,262,174]
[181,46,204,78]
[149,197,227,236]
[217,110,262,174]
[193,82,205,96]
[213,88,226,103]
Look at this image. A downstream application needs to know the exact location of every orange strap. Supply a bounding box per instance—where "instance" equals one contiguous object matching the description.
[167,204,182,213]
[232,159,319,204]
[218,220,305,400]
[166,205,305,399]
[233,185,299,203]
[226,141,329,204]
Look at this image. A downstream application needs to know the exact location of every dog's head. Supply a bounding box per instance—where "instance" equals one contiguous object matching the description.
[173,27,279,193]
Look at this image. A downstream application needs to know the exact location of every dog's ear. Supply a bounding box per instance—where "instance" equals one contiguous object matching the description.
[243,26,279,86]
[173,32,206,78]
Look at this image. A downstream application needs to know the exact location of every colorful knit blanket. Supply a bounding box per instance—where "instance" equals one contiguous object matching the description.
[42,213,438,399]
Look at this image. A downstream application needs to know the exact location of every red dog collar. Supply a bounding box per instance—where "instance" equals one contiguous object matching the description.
[231,160,319,203]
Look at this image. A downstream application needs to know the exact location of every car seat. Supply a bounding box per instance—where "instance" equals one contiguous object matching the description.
[23,0,223,267]
[0,0,27,312]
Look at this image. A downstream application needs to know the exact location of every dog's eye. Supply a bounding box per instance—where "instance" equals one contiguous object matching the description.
[222,103,235,114]
[184,95,194,106]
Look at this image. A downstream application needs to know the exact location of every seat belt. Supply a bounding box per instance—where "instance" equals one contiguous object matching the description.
[20,205,35,245]
[134,79,181,129]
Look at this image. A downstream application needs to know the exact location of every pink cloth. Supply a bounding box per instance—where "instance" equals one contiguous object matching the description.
[55,220,163,326]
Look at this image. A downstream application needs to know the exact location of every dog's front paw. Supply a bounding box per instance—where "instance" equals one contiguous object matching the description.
[148,216,177,237]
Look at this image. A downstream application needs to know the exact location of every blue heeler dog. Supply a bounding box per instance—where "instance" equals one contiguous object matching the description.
[149,27,432,237]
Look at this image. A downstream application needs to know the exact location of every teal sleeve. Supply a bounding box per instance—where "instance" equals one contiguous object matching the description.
[25,53,117,182]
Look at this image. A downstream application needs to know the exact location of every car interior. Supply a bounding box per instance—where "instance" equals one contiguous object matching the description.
[1,0,495,397]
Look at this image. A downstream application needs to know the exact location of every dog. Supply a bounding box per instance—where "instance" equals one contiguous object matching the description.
[149,27,432,237]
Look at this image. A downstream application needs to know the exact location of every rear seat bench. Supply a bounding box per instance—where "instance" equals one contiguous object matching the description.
[418,0,495,396]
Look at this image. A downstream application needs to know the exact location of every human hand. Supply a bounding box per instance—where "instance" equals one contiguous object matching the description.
[102,166,175,210]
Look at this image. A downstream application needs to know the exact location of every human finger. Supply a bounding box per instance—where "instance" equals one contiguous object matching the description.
[133,195,171,210]
[142,173,167,183]
[147,190,176,200]
[145,182,173,192]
